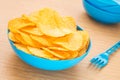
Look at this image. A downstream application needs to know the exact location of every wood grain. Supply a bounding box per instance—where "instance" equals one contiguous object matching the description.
[0,0,120,80]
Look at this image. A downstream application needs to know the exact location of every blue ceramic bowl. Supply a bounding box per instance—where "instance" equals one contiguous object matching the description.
[8,26,92,71]
[83,0,120,24]
[100,5,120,14]
[86,0,119,7]
[86,0,120,14]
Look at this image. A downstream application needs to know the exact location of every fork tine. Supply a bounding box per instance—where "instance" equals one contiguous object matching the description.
[90,58,95,63]
[98,61,105,68]
[90,57,98,63]
[95,59,101,66]
[96,60,103,68]
[91,58,100,66]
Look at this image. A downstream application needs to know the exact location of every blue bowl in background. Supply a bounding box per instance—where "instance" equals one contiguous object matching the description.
[8,26,92,71]
[101,5,120,14]
[86,0,120,14]
[83,0,120,24]
[86,0,119,7]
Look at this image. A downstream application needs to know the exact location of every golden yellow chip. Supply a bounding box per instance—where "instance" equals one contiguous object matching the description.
[63,17,76,32]
[14,33,27,45]
[18,31,37,47]
[48,46,68,51]
[14,43,30,54]
[54,11,73,35]
[42,47,70,59]
[81,31,89,48]
[47,57,60,60]
[78,47,87,56]
[52,50,71,59]
[69,51,79,59]
[26,12,40,23]
[30,35,52,46]
[85,39,90,50]
[27,46,54,59]
[38,24,65,37]
[37,8,73,37]
[21,27,43,36]
[8,32,19,43]
[53,31,83,51]
[8,15,35,33]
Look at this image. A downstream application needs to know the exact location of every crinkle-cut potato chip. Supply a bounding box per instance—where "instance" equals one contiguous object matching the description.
[53,11,73,34]
[36,9,64,37]
[53,31,83,51]
[48,46,68,51]
[36,8,73,37]
[81,31,89,47]
[30,35,52,47]
[8,15,35,33]
[63,17,76,32]
[78,39,89,56]
[42,47,70,59]
[27,46,59,60]
[8,32,19,43]
[18,31,38,47]
[21,26,43,36]
[14,43,30,54]
[78,47,87,56]
[85,39,90,50]
[14,33,27,45]
[47,57,60,60]
[52,50,71,59]
[69,51,79,59]
[26,12,40,23]
[38,24,66,37]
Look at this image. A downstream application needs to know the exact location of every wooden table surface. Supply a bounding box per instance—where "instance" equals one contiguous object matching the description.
[0,0,120,80]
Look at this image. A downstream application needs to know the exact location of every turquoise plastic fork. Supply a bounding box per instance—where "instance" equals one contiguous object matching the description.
[90,41,120,68]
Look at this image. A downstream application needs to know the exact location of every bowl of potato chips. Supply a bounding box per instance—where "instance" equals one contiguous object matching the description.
[8,8,91,71]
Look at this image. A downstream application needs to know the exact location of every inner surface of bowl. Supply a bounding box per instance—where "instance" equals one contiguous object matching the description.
[8,26,91,71]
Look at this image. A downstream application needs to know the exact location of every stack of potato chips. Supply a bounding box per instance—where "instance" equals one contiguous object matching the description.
[8,8,90,60]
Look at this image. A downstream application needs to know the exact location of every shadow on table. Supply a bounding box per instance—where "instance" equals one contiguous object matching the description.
[6,53,91,80]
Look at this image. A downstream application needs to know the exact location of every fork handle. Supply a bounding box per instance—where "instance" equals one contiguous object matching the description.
[105,41,120,55]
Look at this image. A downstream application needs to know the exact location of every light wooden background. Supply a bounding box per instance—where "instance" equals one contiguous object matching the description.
[0,0,120,80]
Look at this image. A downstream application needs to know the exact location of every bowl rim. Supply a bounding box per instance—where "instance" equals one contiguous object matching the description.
[8,25,92,61]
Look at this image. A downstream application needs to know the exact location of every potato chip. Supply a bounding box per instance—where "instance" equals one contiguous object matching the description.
[14,43,30,54]
[47,57,60,60]
[54,11,73,35]
[78,47,87,56]
[48,46,68,51]
[26,12,40,23]
[37,8,73,37]
[18,31,38,47]
[8,15,35,33]
[8,32,19,43]
[42,47,70,59]
[81,31,89,48]
[38,22,66,37]
[53,31,83,51]
[30,35,52,46]
[21,27,43,36]
[63,17,76,31]
[69,51,79,59]
[52,50,71,59]
[14,33,27,45]
[27,46,55,59]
